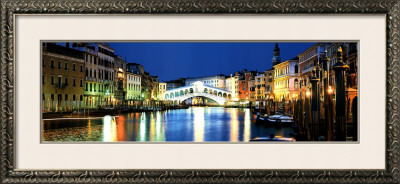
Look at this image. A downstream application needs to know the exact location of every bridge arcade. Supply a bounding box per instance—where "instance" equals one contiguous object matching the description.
[164,81,232,105]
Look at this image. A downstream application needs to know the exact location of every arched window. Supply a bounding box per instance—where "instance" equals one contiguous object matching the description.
[294,79,299,89]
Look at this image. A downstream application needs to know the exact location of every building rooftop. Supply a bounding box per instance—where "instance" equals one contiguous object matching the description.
[45,43,84,60]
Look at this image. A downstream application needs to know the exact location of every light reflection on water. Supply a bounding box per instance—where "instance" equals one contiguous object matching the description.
[43,107,295,142]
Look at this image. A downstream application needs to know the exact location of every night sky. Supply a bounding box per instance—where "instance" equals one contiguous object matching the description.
[107,42,315,82]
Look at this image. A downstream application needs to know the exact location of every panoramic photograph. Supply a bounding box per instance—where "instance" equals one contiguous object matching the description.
[41,42,358,142]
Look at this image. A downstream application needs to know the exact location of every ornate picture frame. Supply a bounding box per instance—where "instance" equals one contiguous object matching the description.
[1,0,399,183]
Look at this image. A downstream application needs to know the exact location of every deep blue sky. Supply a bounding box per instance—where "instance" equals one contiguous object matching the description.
[108,42,315,82]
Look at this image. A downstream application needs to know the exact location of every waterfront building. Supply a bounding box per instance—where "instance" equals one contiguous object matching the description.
[42,43,85,111]
[127,63,156,101]
[159,82,167,100]
[344,43,358,120]
[126,71,142,100]
[273,57,301,101]
[298,43,326,88]
[237,70,257,101]
[248,76,256,102]
[141,73,154,100]
[255,73,266,100]
[166,78,186,90]
[225,73,239,100]
[114,55,127,102]
[264,68,275,99]
[344,43,358,89]
[96,43,116,106]
[69,43,117,108]
[185,75,226,89]
[82,44,102,108]
[151,76,160,100]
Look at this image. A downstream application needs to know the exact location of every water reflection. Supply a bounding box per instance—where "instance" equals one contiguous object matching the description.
[43,107,295,142]
[193,107,205,142]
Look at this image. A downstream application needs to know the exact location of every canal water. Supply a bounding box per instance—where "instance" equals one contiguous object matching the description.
[43,107,295,142]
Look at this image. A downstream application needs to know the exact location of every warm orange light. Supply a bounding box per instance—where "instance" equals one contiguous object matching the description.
[306,91,311,96]
[328,86,333,94]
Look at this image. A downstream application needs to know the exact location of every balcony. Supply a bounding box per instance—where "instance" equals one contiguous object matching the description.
[85,77,99,82]
[55,83,66,90]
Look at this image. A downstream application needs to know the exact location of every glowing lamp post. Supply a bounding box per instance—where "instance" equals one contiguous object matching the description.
[328,86,333,94]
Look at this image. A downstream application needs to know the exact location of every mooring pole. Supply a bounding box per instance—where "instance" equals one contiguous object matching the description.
[310,67,320,141]
[333,46,349,141]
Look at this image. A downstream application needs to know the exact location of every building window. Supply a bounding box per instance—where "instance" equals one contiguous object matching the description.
[65,94,68,101]
[42,75,45,84]
[58,61,62,69]
[51,75,55,85]
[65,62,68,70]
[51,94,54,101]
[80,65,83,72]
[85,83,88,91]
[42,94,45,101]
[65,77,68,86]
[90,83,92,91]
[73,78,76,87]
[73,95,76,101]
[50,60,55,68]
[80,79,83,87]
[42,58,45,67]
[80,95,83,101]
[73,63,76,71]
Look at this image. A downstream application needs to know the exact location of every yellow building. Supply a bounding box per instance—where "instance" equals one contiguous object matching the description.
[255,73,266,100]
[42,43,85,112]
[273,58,301,101]
[264,68,274,99]
[126,71,142,100]
[159,83,167,100]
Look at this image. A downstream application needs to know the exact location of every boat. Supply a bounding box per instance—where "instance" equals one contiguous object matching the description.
[250,136,295,142]
[256,113,294,126]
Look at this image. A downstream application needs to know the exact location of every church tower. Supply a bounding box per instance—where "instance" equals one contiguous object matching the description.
[272,43,281,66]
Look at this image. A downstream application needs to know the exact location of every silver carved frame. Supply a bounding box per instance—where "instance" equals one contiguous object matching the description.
[1,0,399,183]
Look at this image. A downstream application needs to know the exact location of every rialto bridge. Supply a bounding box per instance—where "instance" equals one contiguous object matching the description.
[164,81,232,105]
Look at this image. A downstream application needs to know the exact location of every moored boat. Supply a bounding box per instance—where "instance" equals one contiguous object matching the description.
[256,113,294,126]
[250,135,295,142]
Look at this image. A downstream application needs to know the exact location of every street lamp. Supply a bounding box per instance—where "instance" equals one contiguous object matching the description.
[306,90,311,97]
